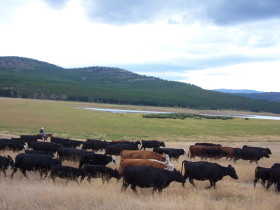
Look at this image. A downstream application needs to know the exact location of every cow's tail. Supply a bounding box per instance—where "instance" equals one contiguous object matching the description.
[181,160,187,174]
[255,166,260,177]
[188,147,191,158]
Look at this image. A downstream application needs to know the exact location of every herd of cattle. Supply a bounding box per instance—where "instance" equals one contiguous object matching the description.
[0,135,279,193]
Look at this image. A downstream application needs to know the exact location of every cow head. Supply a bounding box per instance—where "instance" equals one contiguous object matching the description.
[173,169,186,184]
[260,150,270,158]
[110,156,116,165]
[7,155,15,169]
[181,148,188,156]
[167,163,175,171]
[161,142,165,147]
[113,169,121,180]
[265,148,272,155]
[227,165,238,179]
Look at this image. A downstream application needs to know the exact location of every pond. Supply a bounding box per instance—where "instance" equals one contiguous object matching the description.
[78,107,280,120]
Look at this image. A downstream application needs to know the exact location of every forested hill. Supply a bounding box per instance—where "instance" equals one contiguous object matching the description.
[1,56,280,113]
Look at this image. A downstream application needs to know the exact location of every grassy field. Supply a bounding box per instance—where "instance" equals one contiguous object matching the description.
[0,97,280,142]
[0,141,279,210]
[0,97,280,209]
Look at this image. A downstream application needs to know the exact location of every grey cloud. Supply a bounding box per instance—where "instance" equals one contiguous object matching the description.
[80,0,280,26]
[206,0,280,25]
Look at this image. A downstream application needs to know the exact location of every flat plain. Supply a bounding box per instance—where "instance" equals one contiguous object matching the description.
[0,97,280,210]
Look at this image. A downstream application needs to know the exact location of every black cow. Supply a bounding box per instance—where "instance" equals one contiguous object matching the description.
[153,148,187,160]
[81,164,121,183]
[82,139,108,151]
[0,155,15,176]
[79,154,116,169]
[51,136,83,148]
[25,149,55,158]
[0,141,25,152]
[139,140,165,150]
[104,143,138,156]
[254,166,271,188]
[195,143,222,147]
[20,135,39,143]
[239,146,270,164]
[181,160,238,188]
[57,147,93,162]
[201,148,228,160]
[11,153,62,179]
[28,141,60,153]
[122,166,185,193]
[50,165,84,182]
[243,145,272,155]
[266,163,280,192]
[0,138,25,146]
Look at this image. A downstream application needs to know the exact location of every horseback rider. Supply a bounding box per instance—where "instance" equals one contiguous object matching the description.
[39,127,45,140]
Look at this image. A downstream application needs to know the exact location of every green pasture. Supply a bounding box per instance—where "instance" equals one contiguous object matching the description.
[0,97,280,142]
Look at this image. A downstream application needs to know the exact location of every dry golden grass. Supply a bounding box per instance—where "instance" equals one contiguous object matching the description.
[0,141,279,210]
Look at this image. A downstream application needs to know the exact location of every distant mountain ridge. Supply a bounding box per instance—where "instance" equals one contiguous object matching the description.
[213,89,264,94]
[214,89,280,102]
[1,56,280,113]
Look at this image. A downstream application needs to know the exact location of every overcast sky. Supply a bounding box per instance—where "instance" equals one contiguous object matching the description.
[1,0,280,92]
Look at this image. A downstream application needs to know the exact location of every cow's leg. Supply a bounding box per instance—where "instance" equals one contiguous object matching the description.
[131,184,137,193]
[80,175,85,182]
[206,180,215,189]
[11,167,18,178]
[254,178,259,188]
[189,178,196,187]
[20,169,28,178]
[51,176,55,182]
[121,183,129,192]
[266,181,273,190]
[261,179,266,188]
[277,180,280,192]
[3,170,7,177]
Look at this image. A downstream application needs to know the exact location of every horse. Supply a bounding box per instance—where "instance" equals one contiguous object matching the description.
[37,133,53,141]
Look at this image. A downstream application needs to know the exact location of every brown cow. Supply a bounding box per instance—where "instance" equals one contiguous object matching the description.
[120,150,170,163]
[119,159,174,176]
[219,146,235,159]
[188,145,220,159]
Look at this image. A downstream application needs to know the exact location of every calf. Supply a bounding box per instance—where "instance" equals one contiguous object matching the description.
[122,166,185,193]
[0,155,15,176]
[121,150,170,163]
[81,164,121,183]
[266,163,280,192]
[119,158,174,176]
[50,165,84,182]
[254,166,271,188]
[181,160,238,188]
[79,154,116,169]
[139,140,165,150]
